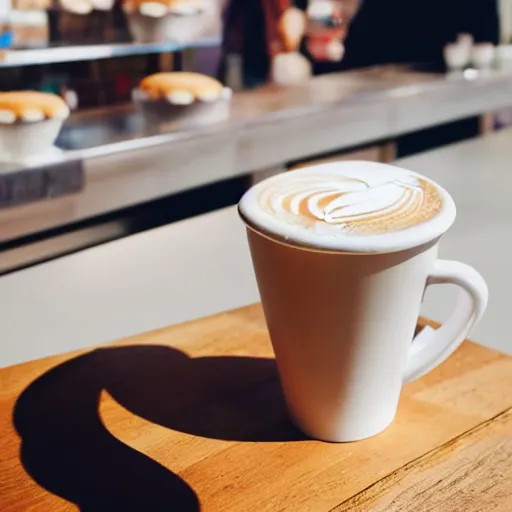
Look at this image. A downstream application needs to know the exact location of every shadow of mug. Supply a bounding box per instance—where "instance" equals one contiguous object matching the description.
[13,345,303,511]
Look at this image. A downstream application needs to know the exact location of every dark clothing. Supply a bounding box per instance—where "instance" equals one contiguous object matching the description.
[330,0,499,157]
[317,0,499,73]
[220,0,499,82]
[219,0,273,87]
[220,0,500,156]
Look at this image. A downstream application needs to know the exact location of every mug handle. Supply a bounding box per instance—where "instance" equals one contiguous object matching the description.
[403,259,489,383]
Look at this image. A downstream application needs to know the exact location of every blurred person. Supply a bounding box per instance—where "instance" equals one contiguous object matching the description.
[219,0,295,87]
[219,0,356,87]
[220,0,499,155]
[319,0,499,73]
[321,0,500,155]
[221,0,499,81]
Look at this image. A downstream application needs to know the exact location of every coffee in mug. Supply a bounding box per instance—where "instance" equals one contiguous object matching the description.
[239,161,488,442]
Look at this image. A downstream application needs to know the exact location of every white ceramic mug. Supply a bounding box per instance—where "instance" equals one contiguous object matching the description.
[239,161,488,442]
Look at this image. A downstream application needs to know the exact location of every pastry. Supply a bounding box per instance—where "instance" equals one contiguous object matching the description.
[133,72,232,129]
[139,72,226,101]
[59,0,115,14]
[124,0,207,15]
[91,0,115,10]
[123,0,215,43]
[0,91,70,165]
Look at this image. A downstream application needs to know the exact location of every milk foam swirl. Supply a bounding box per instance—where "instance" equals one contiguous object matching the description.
[257,167,443,235]
[239,162,455,252]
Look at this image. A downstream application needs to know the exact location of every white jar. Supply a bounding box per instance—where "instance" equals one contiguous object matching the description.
[471,43,496,70]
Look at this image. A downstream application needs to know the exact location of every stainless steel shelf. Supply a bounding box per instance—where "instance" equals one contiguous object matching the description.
[2,66,512,245]
[0,37,221,67]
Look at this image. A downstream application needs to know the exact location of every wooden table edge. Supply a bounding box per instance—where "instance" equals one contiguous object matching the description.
[1,306,510,512]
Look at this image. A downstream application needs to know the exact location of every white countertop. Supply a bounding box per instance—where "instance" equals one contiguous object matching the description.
[1,130,511,367]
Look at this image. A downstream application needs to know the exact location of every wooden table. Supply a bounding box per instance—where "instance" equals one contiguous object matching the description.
[0,305,511,511]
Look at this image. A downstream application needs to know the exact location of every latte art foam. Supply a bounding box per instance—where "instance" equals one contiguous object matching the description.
[258,171,442,235]
[239,161,457,253]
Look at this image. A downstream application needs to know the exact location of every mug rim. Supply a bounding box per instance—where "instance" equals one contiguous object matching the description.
[238,161,457,254]
[239,207,442,256]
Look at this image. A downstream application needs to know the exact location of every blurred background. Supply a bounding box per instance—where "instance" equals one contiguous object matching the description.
[2,0,512,364]
[0,0,511,272]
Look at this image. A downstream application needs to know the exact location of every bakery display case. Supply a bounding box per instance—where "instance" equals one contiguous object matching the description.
[0,1,511,274]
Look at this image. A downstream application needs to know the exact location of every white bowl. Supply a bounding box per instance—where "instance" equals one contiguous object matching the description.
[471,43,496,69]
[133,88,231,130]
[271,52,312,85]
[443,43,471,71]
[0,118,63,165]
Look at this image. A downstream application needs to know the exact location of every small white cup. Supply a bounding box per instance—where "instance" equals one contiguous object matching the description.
[471,43,496,70]
[271,52,312,86]
[443,43,471,71]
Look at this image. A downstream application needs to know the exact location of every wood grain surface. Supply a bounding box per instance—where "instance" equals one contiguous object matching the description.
[335,409,512,512]
[0,305,511,512]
